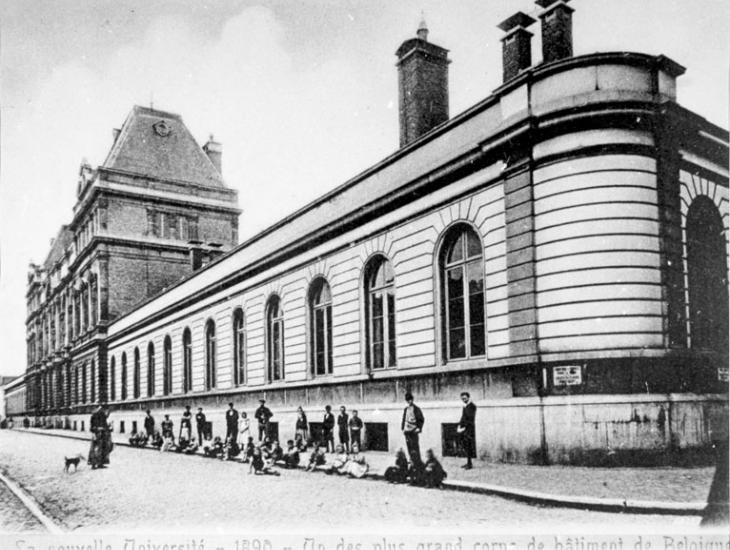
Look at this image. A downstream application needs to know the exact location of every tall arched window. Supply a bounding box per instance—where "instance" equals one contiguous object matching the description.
[133,347,141,398]
[182,328,192,393]
[686,197,728,353]
[121,352,128,400]
[82,363,87,403]
[309,278,333,376]
[163,335,172,396]
[440,224,485,361]
[266,296,284,382]
[233,309,246,386]
[147,342,155,397]
[205,320,216,390]
[109,356,116,401]
[365,256,396,370]
[90,360,96,402]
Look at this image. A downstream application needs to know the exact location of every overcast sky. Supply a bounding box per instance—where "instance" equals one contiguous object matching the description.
[1,0,727,377]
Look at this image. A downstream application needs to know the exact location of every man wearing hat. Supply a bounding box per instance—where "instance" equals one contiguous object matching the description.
[143,409,155,438]
[225,402,240,445]
[254,399,273,442]
[401,392,424,468]
[195,407,207,445]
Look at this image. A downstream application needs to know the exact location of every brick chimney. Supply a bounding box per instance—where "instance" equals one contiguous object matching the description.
[498,12,536,82]
[396,18,450,147]
[536,0,574,63]
[203,135,222,174]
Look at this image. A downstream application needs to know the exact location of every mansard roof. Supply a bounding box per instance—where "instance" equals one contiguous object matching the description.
[102,105,225,188]
[43,225,73,270]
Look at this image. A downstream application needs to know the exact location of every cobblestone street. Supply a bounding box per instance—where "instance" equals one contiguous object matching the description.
[0,431,701,533]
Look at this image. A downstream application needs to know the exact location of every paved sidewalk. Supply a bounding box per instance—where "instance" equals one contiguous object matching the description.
[11,427,714,514]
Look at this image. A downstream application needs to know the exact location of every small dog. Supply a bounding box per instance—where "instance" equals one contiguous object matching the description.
[64,454,85,472]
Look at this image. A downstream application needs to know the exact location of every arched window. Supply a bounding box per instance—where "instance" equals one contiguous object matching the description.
[365,256,396,370]
[109,356,116,401]
[686,197,728,353]
[147,342,155,397]
[133,347,141,398]
[163,335,172,396]
[309,278,333,376]
[121,352,128,400]
[182,328,192,393]
[205,320,216,390]
[90,360,96,402]
[266,295,284,382]
[82,363,87,403]
[233,309,246,386]
[440,224,485,361]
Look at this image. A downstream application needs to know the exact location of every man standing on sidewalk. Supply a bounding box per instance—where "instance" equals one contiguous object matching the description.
[195,407,206,445]
[322,405,335,452]
[457,391,477,469]
[349,409,363,450]
[401,392,424,467]
[255,399,273,442]
[143,409,155,438]
[225,402,239,445]
[337,406,350,452]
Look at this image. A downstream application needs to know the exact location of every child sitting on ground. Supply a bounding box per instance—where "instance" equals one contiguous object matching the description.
[384,448,409,483]
[150,431,164,449]
[294,433,307,452]
[270,440,284,463]
[279,440,300,469]
[249,446,280,476]
[183,439,199,454]
[344,443,369,478]
[243,436,255,463]
[305,445,327,472]
[330,444,349,475]
[423,449,447,488]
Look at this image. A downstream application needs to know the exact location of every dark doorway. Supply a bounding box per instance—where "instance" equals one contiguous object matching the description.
[441,423,463,457]
[364,422,388,451]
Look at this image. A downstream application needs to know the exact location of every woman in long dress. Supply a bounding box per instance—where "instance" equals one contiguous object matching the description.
[88,405,113,469]
[295,406,308,447]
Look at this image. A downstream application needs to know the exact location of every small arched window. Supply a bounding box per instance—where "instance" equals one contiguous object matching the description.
[205,320,216,390]
[309,278,333,376]
[365,256,396,370]
[233,309,246,386]
[109,356,116,402]
[182,328,192,393]
[121,352,128,400]
[147,342,155,397]
[266,295,284,382]
[686,196,728,353]
[133,347,141,398]
[163,335,172,396]
[440,224,485,361]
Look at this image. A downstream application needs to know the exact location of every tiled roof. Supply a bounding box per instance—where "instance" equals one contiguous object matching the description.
[43,226,73,270]
[102,105,225,188]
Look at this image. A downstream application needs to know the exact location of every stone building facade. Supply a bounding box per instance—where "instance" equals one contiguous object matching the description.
[20,2,728,464]
[24,106,240,423]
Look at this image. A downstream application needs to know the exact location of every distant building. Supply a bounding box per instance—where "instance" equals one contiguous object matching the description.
[24,106,239,420]
[20,2,728,464]
[1,376,23,422]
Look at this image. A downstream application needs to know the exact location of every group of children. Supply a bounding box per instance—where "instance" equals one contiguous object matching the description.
[305,443,370,478]
[383,448,447,488]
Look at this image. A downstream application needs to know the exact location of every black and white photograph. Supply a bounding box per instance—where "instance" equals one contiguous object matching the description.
[0,0,728,542]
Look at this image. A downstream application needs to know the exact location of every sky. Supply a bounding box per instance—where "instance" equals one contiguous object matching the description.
[0,0,728,377]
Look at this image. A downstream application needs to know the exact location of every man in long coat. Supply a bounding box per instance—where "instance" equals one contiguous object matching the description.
[458,391,477,469]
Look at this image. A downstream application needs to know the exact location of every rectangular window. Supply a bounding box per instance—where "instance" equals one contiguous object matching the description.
[120,421,126,434]
[441,423,462,457]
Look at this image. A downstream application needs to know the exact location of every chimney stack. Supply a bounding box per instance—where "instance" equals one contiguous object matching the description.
[203,135,222,174]
[536,0,574,63]
[498,12,536,82]
[395,18,450,148]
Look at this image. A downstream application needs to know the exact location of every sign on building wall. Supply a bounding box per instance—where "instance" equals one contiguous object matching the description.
[553,365,582,386]
[718,366,729,383]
